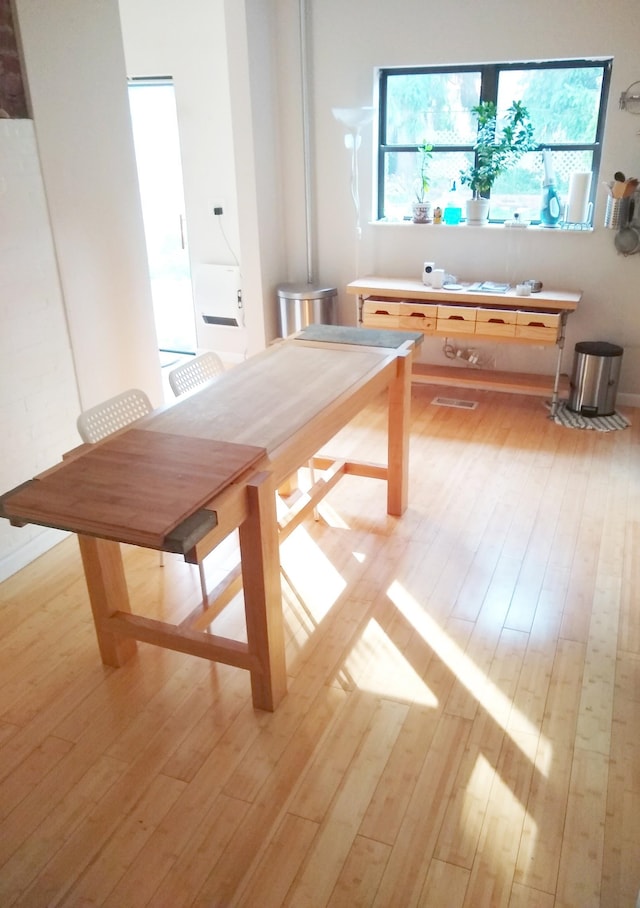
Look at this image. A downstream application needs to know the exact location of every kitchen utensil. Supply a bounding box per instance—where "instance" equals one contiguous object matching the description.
[614,225,640,254]
[605,196,623,228]
[612,180,627,199]
[623,178,639,197]
[614,171,626,182]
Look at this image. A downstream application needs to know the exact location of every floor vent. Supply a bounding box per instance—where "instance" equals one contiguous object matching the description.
[431,396,478,410]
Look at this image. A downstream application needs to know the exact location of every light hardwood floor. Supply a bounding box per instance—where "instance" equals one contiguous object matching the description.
[1,384,638,907]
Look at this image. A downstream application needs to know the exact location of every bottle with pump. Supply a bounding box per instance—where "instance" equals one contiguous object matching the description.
[540,149,561,227]
[443,180,462,225]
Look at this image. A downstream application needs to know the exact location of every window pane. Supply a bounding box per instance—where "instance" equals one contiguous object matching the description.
[498,67,604,145]
[378,60,609,222]
[382,151,471,221]
[490,149,595,222]
[385,71,481,145]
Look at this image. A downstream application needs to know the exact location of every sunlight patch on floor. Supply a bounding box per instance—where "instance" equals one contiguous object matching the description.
[315,501,351,529]
[343,617,439,706]
[474,753,533,868]
[464,753,500,845]
[387,580,552,775]
[280,526,347,622]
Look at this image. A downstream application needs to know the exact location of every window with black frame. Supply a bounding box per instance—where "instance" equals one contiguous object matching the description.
[377,59,612,224]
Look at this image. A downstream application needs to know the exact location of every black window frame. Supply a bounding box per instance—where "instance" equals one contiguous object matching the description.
[377,58,612,223]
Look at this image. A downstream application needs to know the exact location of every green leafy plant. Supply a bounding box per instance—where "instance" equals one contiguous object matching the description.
[459,101,537,199]
[414,141,433,203]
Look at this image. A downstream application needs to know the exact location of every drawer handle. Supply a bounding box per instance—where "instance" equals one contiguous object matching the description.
[488,317,506,324]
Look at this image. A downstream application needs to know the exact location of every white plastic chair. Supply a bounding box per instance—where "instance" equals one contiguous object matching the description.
[76,388,153,444]
[168,351,224,398]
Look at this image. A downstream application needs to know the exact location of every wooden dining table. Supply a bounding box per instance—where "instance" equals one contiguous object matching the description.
[1,326,420,710]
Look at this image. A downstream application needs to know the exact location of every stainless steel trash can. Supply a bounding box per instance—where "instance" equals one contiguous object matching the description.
[277,283,337,337]
[568,341,623,416]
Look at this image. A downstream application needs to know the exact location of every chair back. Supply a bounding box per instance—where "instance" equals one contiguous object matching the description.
[77,388,153,444]
[168,351,225,397]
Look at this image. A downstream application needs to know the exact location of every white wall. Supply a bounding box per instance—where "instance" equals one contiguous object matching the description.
[118,0,287,358]
[16,0,162,412]
[122,0,640,398]
[0,120,79,580]
[225,0,285,351]
[302,0,640,403]
[1,0,163,580]
[2,0,640,582]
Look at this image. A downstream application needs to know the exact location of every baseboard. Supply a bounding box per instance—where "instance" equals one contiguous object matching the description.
[617,392,640,410]
[0,527,70,583]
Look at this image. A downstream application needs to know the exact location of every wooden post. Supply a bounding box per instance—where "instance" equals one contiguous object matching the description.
[77,535,138,666]
[238,472,288,710]
[387,346,413,516]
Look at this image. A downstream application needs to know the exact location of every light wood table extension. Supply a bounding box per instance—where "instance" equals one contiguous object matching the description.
[347,276,582,414]
[1,328,418,711]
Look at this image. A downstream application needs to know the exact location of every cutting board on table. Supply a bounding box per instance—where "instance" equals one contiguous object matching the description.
[1,429,266,551]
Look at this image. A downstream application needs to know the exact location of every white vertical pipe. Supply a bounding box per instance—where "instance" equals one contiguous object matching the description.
[299,0,314,284]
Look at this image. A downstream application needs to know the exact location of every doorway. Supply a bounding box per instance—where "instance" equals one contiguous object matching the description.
[128,77,196,355]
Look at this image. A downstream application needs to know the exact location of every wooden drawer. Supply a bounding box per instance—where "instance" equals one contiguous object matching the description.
[362,299,403,329]
[515,310,561,343]
[475,307,517,338]
[436,305,477,335]
[399,302,437,332]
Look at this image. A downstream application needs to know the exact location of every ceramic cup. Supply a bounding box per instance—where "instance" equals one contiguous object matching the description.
[431,269,445,289]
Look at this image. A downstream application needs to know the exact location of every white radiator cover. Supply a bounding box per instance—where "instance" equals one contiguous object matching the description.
[193,264,242,328]
[193,264,246,358]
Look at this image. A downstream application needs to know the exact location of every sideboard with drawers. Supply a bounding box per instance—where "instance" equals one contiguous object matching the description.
[346,277,582,414]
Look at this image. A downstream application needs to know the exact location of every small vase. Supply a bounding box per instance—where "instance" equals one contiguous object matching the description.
[465,197,490,226]
[412,202,432,224]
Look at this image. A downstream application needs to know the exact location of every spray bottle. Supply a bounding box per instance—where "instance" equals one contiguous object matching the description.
[540,149,561,227]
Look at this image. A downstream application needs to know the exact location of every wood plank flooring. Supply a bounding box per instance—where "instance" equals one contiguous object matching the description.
[0,385,638,907]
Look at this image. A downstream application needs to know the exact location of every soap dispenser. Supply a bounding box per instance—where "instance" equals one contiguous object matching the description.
[443,181,462,225]
[540,149,561,228]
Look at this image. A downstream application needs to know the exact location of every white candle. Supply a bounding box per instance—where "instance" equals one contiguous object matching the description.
[566,172,592,223]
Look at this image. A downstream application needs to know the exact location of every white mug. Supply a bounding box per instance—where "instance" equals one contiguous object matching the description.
[422,262,436,284]
[431,268,445,289]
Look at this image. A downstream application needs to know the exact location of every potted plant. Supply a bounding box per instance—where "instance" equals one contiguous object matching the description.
[412,141,433,223]
[460,100,537,225]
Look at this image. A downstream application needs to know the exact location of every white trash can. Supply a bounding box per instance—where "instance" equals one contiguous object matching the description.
[568,341,623,416]
[277,283,337,337]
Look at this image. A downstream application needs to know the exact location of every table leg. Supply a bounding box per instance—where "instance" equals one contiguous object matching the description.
[387,346,413,516]
[77,535,138,666]
[238,471,287,711]
[550,312,568,418]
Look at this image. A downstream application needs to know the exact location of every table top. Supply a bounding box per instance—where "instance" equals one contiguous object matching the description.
[145,338,403,454]
[347,276,581,311]
[1,429,265,551]
[1,333,415,551]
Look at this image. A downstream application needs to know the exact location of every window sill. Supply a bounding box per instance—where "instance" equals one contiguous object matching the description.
[371,219,594,233]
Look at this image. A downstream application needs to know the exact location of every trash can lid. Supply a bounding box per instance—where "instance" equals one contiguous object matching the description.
[574,341,623,357]
[276,282,337,300]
